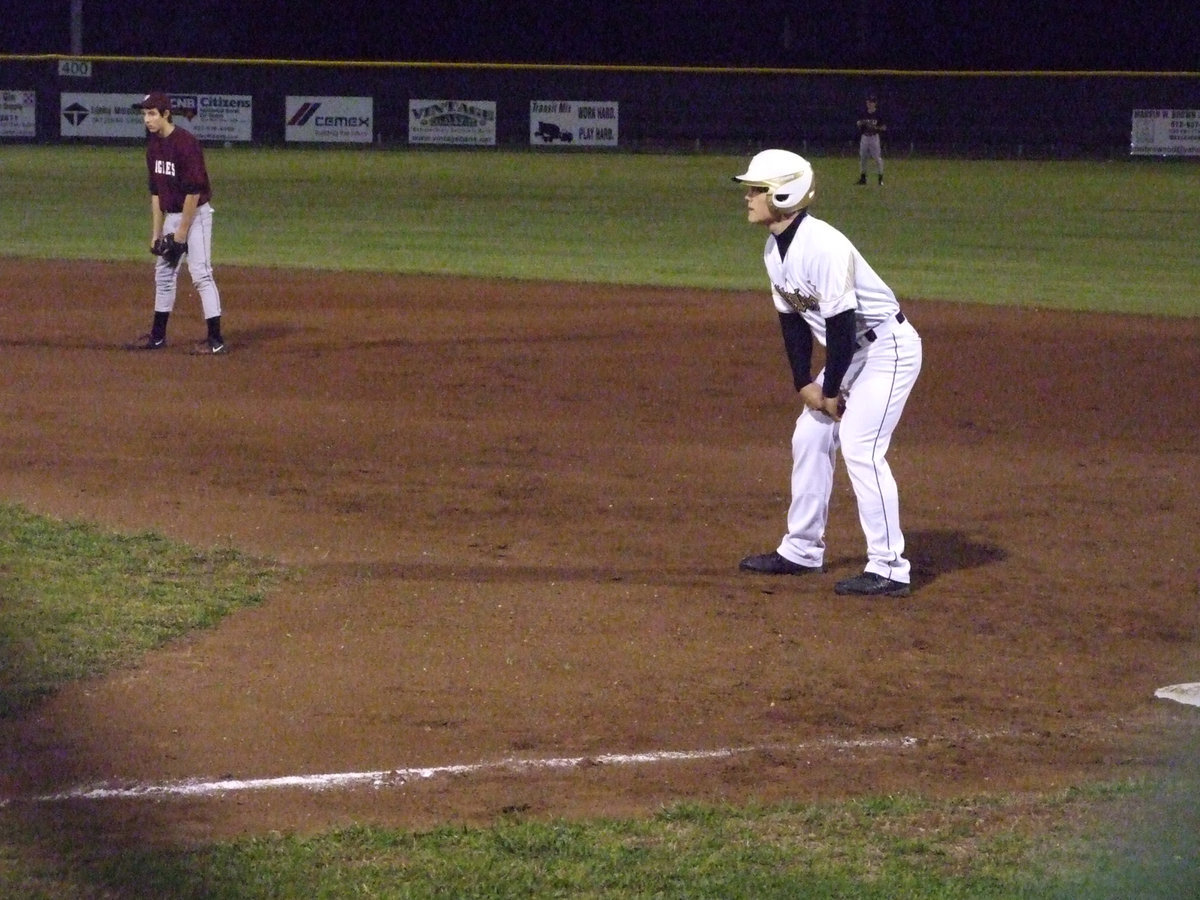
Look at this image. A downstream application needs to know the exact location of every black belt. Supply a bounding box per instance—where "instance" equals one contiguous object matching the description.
[862,312,905,344]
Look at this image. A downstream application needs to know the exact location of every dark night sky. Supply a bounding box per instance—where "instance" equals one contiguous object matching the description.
[2,1,1197,71]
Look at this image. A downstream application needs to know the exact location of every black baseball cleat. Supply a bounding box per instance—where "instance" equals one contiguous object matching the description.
[127,333,165,350]
[191,338,228,355]
[834,572,910,597]
[855,174,867,185]
[738,551,823,576]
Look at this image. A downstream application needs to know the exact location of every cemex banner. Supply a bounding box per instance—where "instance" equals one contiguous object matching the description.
[286,97,373,143]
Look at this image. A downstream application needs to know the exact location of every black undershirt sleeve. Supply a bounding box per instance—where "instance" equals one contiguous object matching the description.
[778,312,814,391]
[821,309,857,397]
[773,212,813,391]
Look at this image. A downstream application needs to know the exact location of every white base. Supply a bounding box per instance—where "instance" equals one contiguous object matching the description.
[1154,683,1200,707]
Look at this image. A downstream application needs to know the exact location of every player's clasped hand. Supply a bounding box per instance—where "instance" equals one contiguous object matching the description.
[152,234,188,267]
[800,383,842,421]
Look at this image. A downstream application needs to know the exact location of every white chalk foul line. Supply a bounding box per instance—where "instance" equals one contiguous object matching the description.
[21,733,944,804]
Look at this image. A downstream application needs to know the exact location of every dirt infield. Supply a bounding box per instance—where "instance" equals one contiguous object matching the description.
[1,258,1197,846]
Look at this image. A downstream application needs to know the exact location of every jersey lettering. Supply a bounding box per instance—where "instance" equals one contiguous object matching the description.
[153,159,177,177]
[774,282,821,313]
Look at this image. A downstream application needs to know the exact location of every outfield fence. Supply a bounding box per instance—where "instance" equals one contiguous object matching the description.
[2,54,1198,157]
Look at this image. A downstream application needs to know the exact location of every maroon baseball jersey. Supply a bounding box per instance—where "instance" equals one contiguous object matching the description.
[145,125,212,213]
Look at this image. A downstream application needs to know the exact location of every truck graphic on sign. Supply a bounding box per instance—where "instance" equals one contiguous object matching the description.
[534,121,573,143]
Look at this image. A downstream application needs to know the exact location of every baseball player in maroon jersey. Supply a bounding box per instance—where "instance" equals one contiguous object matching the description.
[128,91,226,354]
[733,150,922,596]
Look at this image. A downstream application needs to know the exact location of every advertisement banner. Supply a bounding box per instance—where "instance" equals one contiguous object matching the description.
[60,93,252,142]
[60,92,141,137]
[1130,109,1200,156]
[409,99,496,146]
[1,90,36,138]
[286,96,373,143]
[529,100,619,147]
[172,94,253,142]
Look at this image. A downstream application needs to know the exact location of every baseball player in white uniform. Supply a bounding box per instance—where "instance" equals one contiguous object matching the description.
[733,150,922,596]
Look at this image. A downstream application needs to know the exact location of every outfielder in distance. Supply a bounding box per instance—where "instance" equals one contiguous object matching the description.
[856,94,886,186]
[733,150,922,597]
[128,91,227,354]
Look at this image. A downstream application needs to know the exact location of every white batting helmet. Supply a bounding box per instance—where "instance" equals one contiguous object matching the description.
[732,149,816,213]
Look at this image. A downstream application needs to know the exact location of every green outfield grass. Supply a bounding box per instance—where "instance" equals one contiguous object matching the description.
[2,146,1198,895]
[1,145,1196,314]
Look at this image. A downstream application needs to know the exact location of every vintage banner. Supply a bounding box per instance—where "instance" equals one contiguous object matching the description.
[408,99,496,146]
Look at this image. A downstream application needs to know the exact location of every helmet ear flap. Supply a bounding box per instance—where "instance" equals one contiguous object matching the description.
[767,171,816,214]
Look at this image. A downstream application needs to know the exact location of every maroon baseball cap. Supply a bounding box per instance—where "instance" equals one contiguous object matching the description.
[133,91,172,112]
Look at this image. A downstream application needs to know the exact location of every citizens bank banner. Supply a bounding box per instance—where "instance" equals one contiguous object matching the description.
[408,99,496,146]
[60,92,252,141]
[1130,109,1200,156]
[529,101,619,147]
[286,96,373,143]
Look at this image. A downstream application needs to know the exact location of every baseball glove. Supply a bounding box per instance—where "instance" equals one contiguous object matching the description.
[155,234,187,267]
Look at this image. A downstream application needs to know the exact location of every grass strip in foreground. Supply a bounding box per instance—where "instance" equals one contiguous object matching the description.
[2,779,1198,898]
[0,503,281,717]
